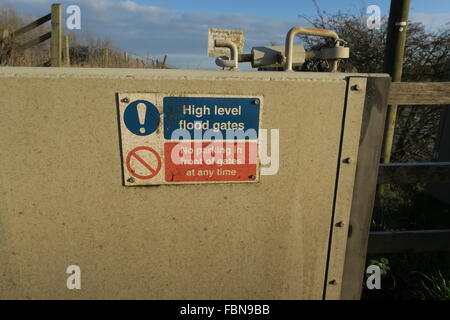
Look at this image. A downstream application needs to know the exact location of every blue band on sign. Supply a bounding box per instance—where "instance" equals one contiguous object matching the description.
[163,97,260,140]
[123,100,160,136]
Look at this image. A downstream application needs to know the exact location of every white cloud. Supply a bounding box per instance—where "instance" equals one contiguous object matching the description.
[410,12,450,29]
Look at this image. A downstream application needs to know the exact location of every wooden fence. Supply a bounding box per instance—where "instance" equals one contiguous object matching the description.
[0,3,68,67]
[368,81,450,254]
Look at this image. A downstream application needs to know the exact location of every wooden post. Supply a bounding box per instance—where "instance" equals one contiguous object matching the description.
[124,51,129,62]
[1,29,9,42]
[1,29,9,51]
[0,30,9,65]
[104,48,109,67]
[341,77,390,299]
[161,55,167,69]
[50,4,62,67]
[63,35,70,67]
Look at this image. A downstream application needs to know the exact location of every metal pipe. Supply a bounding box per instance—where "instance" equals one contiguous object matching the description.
[215,56,234,69]
[378,0,411,197]
[214,39,238,70]
[284,27,340,71]
[238,53,252,62]
[381,0,411,163]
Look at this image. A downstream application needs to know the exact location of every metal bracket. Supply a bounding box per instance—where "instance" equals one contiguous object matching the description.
[214,39,238,70]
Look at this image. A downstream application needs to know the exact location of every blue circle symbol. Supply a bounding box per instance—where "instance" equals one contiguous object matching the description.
[123,100,160,136]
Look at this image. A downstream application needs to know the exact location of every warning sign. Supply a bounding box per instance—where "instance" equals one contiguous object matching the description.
[118,93,262,186]
[123,100,160,136]
[164,141,258,182]
[208,28,244,58]
[126,146,162,180]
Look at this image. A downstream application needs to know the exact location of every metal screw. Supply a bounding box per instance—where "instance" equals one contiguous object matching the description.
[351,84,361,91]
[248,175,256,179]
[121,97,130,103]
[253,99,260,105]
[348,224,353,237]
[335,221,345,227]
[328,280,337,285]
[127,177,135,183]
[342,157,353,164]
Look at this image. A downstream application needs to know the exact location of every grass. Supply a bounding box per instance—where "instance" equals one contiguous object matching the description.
[363,252,450,300]
[414,271,450,300]
[363,185,450,300]
[372,185,450,231]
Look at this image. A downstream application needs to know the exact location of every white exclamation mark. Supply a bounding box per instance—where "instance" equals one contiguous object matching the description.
[137,103,146,134]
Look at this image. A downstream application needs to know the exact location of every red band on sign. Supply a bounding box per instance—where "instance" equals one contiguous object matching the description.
[164,141,257,182]
[126,146,162,180]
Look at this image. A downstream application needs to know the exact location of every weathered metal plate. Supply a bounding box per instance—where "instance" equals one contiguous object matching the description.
[0,67,388,300]
[208,28,244,57]
[118,93,262,186]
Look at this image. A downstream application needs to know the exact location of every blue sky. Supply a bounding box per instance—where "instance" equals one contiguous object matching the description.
[2,0,449,69]
[111,0,450,17]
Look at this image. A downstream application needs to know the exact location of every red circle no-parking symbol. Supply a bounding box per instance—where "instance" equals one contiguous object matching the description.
[126,146,162,180]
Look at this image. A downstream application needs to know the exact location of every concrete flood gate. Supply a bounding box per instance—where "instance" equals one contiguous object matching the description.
[0,67,389,299]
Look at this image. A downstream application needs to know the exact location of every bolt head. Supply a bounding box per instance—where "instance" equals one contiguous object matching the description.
[121,97,130,103]
[351,85,361,91]
[343,157,353,164]
[127,177,135,183]
[253,99,260,105]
